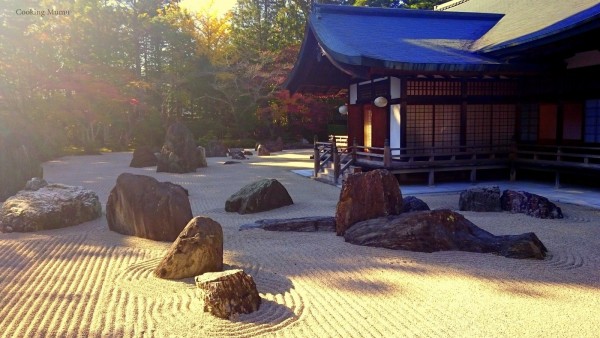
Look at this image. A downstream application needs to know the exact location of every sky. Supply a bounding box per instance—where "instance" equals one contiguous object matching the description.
[179,0,237,17]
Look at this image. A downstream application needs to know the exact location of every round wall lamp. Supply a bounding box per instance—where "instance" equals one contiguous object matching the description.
[374,96,388,108]
[338,104,348,115]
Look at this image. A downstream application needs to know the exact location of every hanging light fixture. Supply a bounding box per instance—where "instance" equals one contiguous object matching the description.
[374,96,388,108]
[338,104,348,115]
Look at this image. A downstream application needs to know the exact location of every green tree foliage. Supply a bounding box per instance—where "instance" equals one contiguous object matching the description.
[0,0,351,156]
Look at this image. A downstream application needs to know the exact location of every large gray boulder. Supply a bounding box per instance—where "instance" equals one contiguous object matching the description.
[501,190,563,219]
[196,269,261,319]
[344,209,547,259]
[106,173,192,241]
[0,184,102,233]
[155,216,223,279]
[225,178,293,214]
[459,186,502,212]
[157,122,199,173]
[335,169,403,236]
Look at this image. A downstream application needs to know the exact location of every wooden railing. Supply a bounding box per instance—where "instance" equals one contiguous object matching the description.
[313,137,600,187]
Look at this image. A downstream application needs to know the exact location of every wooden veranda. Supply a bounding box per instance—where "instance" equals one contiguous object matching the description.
[314,136,600,187]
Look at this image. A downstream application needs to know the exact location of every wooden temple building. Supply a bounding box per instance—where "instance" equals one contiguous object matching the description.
[285,0,600,185]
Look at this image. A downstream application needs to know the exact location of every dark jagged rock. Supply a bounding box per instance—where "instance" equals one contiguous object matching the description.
[402,196,430,213]
[129,146,158,168]
[106,173,192,241]
[155,216,223,280]
[156,122,199,173]
[196,269,261,319]
[335,169,402,235]
[459,186,502,212]
[205,140,228,157]
[501,190,563,219]
[0,184,102,233]
[257,144,271,156]
[239,216,335,232]
[344,209,547,259]
[225,178,293,214]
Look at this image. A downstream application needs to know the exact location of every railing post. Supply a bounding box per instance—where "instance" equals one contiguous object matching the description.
[333,143,340,184]
[352,137,357,162]
[384,139,391,167]
[313,135,319,178]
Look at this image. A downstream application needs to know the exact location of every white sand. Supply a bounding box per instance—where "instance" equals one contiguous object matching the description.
[1,150,599,337]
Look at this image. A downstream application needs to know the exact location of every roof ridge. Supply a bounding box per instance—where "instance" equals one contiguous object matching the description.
[313,3,500,20]
[434,0,472,11]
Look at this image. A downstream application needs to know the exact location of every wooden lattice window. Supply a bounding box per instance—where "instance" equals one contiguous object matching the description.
[434,105,461,150]
[585,99,600,143]
[519,104,539,143]
[406,105,433,150]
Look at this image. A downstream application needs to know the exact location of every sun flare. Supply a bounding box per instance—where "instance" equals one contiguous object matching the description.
[179,0,236,17]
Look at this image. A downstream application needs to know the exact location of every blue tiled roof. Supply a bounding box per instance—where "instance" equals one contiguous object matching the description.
[310,5,503,71]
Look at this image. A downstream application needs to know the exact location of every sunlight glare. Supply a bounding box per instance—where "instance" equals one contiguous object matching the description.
[179,0,236,17]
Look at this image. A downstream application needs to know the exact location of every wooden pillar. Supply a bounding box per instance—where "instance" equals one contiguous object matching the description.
[313,135,319,178]
[333,137,340,184]
[428,170,435,186]
[383,139,391,167]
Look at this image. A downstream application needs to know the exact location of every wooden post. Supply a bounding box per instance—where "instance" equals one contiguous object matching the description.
[352,137,358,162]
[333,143,340,184]
[383,139,391,168]
[313,135,319,178]
[555,171,561,189]
[428,170,435,186]
[470,168,477,183]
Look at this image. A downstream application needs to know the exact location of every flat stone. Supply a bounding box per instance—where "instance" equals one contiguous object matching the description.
[239,216,335,232]
[344,209,547,259]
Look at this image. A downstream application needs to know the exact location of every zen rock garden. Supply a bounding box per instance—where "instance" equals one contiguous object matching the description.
[0,122,567,320]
